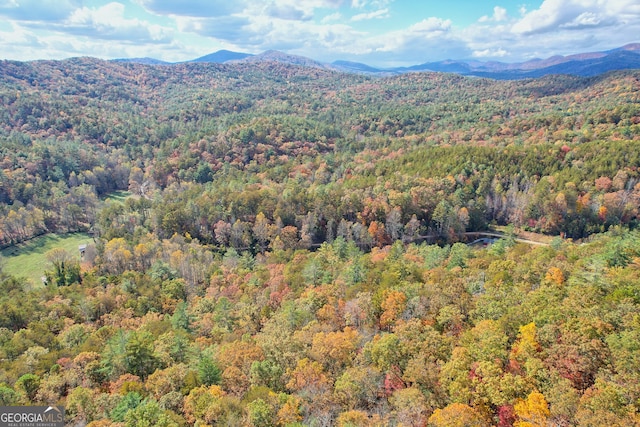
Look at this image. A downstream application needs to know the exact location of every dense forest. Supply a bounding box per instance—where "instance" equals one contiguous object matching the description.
[0,58,640,426]
[1,59,640,248]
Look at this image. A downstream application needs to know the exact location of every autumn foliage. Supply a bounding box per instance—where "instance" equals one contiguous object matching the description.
[0,59,640,425]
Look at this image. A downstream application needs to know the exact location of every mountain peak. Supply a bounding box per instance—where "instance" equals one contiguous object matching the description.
[617,43,640,52]
[191,50,253,63]
[331,60,383,74]
[235,50,330,69]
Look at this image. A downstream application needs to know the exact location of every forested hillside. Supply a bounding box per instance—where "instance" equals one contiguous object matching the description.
[1,59,640,248]
[0,58,640,426]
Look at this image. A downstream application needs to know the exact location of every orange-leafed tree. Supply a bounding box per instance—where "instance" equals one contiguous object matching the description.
[544,267,565,285]
[368,220,388,248]
[379,290,407,330]
[310,327,360,373]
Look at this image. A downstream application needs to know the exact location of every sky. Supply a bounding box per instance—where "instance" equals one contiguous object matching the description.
[0,0,638,67]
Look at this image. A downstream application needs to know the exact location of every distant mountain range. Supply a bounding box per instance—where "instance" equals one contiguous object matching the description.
[113,43,640,80]
[113,57,171,66]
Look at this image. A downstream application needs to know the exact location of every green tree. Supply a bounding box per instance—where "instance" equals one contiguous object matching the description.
[170,301,191,332]
[198,357,222,386]
[124,399,179,427]
[125,331,159,379]
[15,373,40,403]
[250,359,284,391]
[111,391,143,422]
[44,248,80,286]
[0,384,18,405]
[247,398,276,427]
[194,162,214,184]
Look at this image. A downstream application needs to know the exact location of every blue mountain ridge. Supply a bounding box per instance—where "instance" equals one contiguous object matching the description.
[112,44,640,80]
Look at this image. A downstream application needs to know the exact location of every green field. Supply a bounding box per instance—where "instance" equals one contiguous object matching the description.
[102,190,132,203]
[0,233,93,287]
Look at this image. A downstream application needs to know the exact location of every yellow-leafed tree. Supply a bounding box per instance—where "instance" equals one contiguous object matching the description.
[514,391,550,427]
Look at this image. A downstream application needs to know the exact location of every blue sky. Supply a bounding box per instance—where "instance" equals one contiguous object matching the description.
[0,0,638,66]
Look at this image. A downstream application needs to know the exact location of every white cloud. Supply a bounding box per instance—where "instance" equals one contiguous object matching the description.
[49,2,173,43]
[0,20,184,61]
[253,0,348,21]
[561,11,608,28]
[0,0,639,68]
[472,47,508,58]
[134,0,243,18]
[479,6,508,23]
[351,0,385,7]
[0,22,42,48]
[175,15,250,40]
[409,17,452,34]
[170,0,392,57]
[513,0,576,34]
[239,14,367,54]
[369,17,457,60]
[0,0,81,21]
[137,0,346,20]
[322,12,343,23]
[510,0,638,34]
[494,6,508,22]
[351,8,389,22]
[0,2,182,61]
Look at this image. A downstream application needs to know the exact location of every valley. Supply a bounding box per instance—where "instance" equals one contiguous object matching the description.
[0,55,639,426]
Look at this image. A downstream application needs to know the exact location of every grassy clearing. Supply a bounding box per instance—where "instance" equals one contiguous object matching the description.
[493,225,555,245]
[0,233,93,287]
[103,190,132,203]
